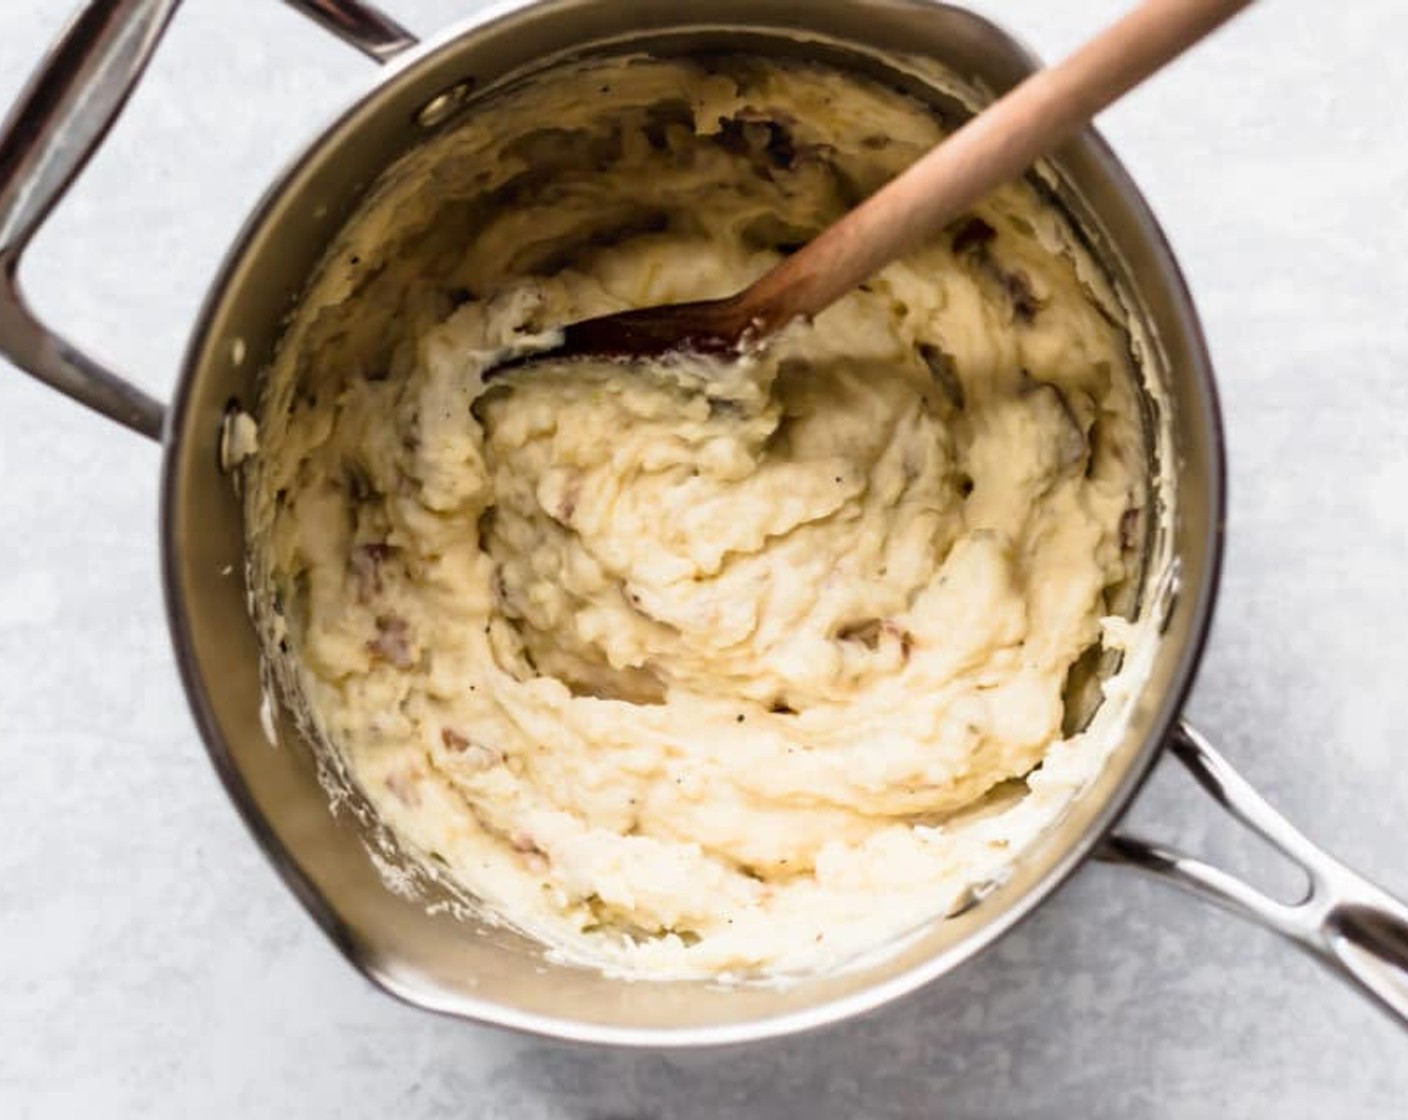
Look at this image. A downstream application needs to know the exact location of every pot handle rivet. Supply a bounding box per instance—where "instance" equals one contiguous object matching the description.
[416,80,477,129]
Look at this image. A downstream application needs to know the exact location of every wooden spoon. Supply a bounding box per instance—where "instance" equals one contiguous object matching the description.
[486,0,1254,378]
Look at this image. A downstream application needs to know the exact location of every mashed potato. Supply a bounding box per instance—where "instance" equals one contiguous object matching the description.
[246,54,1147,977]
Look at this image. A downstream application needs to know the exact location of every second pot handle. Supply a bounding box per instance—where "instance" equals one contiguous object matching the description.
[0,0,185,441]
[0,0,419,442]
[279,0,418,63]
[1104,722,1408,1028]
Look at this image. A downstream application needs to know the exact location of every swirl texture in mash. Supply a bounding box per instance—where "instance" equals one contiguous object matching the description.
[248,55,1147,977]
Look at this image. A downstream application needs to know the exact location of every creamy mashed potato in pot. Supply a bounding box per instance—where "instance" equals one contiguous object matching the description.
[246,53,1149,978]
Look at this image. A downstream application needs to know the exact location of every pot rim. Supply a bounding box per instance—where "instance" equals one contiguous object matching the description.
[159,0,1226,1046]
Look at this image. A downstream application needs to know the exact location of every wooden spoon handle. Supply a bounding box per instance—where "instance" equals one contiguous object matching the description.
[740,0,1255,329]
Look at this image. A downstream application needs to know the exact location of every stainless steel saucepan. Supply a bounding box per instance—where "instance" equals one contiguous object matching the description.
[2,0,1406,1045]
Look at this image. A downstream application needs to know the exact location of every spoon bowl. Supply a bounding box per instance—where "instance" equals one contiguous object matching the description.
[483,0,1253,383]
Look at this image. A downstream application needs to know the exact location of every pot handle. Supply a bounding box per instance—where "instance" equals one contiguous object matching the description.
[1103,722,1408,1028]
[279,1,418,63]
[0,1,416,442]
[0,0,186,441]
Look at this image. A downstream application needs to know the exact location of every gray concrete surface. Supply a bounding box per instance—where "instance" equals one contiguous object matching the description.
[1,1,1404,1116]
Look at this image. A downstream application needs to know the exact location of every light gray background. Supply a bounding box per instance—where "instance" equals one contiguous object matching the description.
[1,1,1404,1116]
